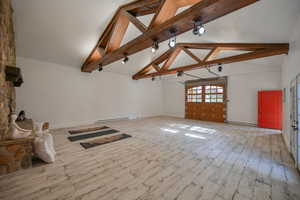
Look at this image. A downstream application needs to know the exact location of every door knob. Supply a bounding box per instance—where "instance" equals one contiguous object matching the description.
[292,124,298,131]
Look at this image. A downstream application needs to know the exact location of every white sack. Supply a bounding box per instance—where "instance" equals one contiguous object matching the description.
[34,133,56,163]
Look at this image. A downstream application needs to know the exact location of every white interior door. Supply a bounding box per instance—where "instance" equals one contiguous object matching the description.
[290,76,300,170]
[297,76,300,170]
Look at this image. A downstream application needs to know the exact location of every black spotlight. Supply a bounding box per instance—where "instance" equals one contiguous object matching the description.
[98,64,103,72]
[177,71,184,77]
[151,76,155,81]
[218,64,223,72]
[151,40,159,53]
[122,54,129,64]
[168,28,177,48]
[193,17,205,36]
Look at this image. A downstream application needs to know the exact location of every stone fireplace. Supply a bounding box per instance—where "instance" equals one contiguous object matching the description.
[0,0,16,141]
[0,0,33,175]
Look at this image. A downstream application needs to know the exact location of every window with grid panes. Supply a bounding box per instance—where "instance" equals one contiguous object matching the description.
[187,85,224,103]
[204,85,224,103]
[187,86,202,103]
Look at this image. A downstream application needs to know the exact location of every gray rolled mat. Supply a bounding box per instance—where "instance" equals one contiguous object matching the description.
[69,126,110,135]
[68,129,119,142]
[80,134,132,149]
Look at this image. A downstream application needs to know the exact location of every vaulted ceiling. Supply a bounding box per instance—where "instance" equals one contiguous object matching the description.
[12,0,300,77]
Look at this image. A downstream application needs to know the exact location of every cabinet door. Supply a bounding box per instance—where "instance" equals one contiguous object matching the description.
[258,90,282,129]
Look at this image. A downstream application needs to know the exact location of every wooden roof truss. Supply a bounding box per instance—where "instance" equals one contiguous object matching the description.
[81,0,259,72]
[132,43,289,80]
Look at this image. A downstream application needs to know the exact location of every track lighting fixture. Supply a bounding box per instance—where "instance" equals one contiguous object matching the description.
[168,28,177,48]
[121,54,129,64]
[151,76,155,81]
[177,71,184,77]
[169,37,176,48]
[218,63,223,72]
[98,64,103,72]
[193,17,205,36]
[151,40,159,53]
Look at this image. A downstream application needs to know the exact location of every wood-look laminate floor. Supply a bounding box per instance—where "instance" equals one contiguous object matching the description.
[0,116,299,200]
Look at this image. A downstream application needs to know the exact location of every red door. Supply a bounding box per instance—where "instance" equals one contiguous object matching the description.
[258,90,282,130]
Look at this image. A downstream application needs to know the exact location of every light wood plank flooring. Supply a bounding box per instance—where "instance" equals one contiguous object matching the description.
[0,116,299,200]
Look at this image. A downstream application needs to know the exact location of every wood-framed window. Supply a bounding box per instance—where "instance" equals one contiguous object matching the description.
[186,85,224,103]
[187,86,202,102]
[204,85,224,103]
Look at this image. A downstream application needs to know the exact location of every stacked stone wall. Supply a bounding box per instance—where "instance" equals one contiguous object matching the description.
[0,0,16,140]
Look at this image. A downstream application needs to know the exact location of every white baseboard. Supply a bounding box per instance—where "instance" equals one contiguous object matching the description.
[96,117,130,123]
[50,119,100,130]
[282,132,291,152]
[162,115,258,127]
[163,113,185,118]
[50,114,163,130]
[227,121,257,127]
[51,116,258,130]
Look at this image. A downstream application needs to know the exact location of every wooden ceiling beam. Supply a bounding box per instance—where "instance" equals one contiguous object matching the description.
[175,0,203,7]
[122,10,147,33]
[134,64,153,77]
[129,8,157,16]
[132,43,289,80]
[152,64,161,72]
[148,0,178,29]
[82,0,161,67]
[133,49,173,78]
[134,63,160,76]
[106,13,130,52]
[203,47,221,62]
[153,48,174,65]
[179,43,290,51]
[82,13,118,66]
[88,47,105,64]
[82,0,259,72]
[149,0,203,28]
[124,0,162,16]
[161,47,182,71]
[182,47,202,63]
[121,0,162,11]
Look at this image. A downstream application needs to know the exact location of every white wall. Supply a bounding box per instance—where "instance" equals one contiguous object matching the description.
[281,16,300,150]
[163,81,185,118]
[16,57,164,128]
[162,62,282,125]
[15,56,284,129]
[227,71,281,124]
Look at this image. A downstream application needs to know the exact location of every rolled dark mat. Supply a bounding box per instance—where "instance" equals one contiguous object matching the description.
[69,126,110,135]
[68,129,119,142]
[80,133,132,149]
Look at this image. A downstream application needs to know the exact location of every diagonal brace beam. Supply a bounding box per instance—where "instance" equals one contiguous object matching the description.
[82,0,259,72]
[133,44,289,80]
